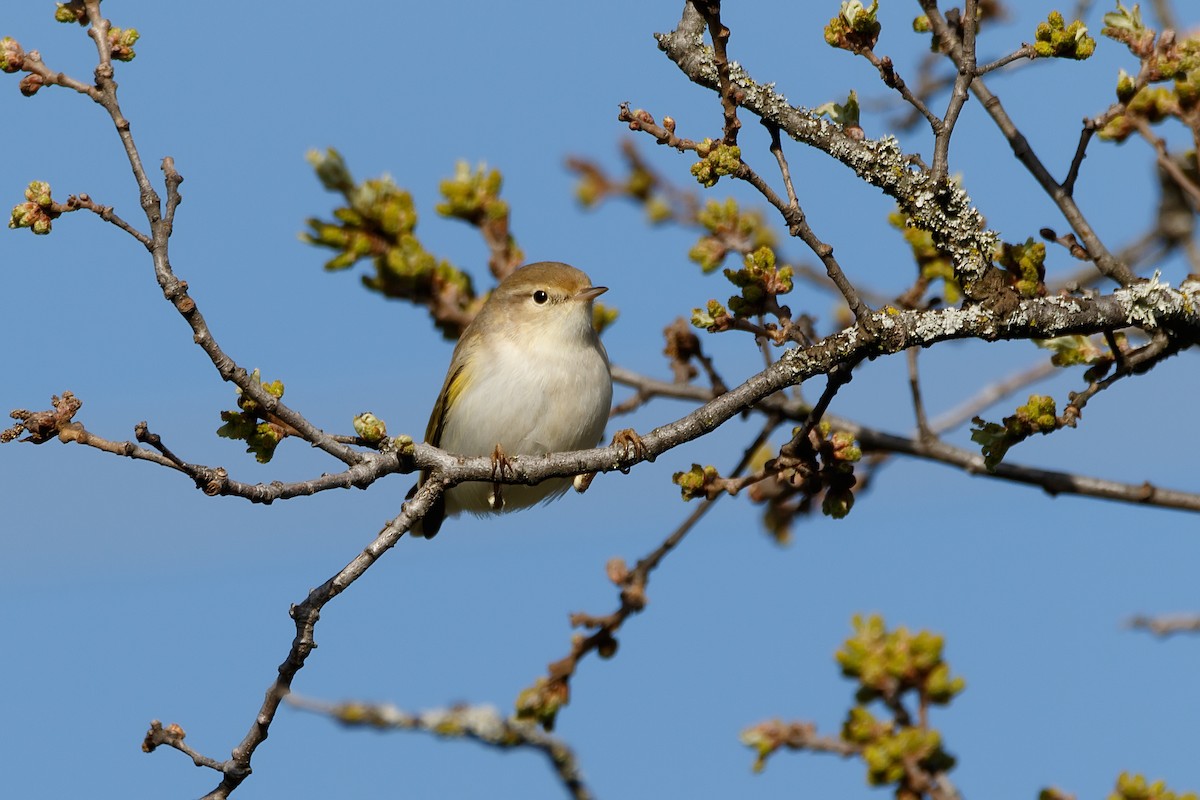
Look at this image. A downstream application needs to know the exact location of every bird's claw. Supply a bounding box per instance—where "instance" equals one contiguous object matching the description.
[611,428,647,474]
[489,444,513,511]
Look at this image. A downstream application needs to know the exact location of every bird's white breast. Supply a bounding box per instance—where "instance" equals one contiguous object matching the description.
[438,323,612,515]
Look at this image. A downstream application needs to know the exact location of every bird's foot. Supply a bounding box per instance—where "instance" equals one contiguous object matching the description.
[611,428,647,473]
[488,444,513,511]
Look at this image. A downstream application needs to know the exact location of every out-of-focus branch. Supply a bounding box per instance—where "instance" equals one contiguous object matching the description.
[908,348,934,440]
[926,359,1059,433]
[1149,0,1180,31]
[1133,118,1200,208]
[288,697,593,800]
[1128,613,1200,637]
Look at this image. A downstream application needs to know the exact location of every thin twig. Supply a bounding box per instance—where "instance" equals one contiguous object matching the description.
[64,193,152,247]
[142,721,227,771]
[791,363,854,447]
[907,348,934,441]
[860,49,942,127]
[734,158,871,323]
[693,1,740,145]
[22,411,401,502]
[1062,334,1176,425]
[533,420,779,726]
[1062,123,1097,197]
[975,44,1036,76]
[1133,118,1200,209]
[766,124,800,210]
[927,359,1059,433]
[922,0,978,181]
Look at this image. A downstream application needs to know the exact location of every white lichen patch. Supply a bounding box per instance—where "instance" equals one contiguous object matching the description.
[912,304,994,341]
[1043,295,1084,317]
[1116,271,1172,329]
[419,704,507,739]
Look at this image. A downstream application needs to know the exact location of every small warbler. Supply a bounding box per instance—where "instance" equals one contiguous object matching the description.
[411,261,613,538]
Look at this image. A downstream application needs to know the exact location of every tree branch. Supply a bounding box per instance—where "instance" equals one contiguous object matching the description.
[288,696,594,800]
[521,421,778,729]
[916,2,1139,287]
[15,269,1196,516]
[144,481,443,799]
[1128,613,1200,637]
[68,1,365,468]
[656,4,1004,300]
[608,361,1200,514]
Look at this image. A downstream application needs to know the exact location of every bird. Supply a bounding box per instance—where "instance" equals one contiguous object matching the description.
[410,261,613,538]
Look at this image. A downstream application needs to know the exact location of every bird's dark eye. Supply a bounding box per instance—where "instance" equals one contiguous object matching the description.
[533,290,549,304]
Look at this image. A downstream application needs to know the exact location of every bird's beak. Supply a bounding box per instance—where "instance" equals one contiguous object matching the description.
[576,285,608,302]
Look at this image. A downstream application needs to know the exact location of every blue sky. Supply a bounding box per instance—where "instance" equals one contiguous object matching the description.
[2,2,1198,799]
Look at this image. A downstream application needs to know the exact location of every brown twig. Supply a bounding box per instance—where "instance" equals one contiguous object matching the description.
[861,49,942,127]
[1061,333,1176,425]
[737,145,872,323]
[15,47,99,97]
[142,721,227,771]
[788,363,854,450]
[524,496,719,728]
[920,0,978,181]
[693,1,740,145]
[1062,122,1097,197]
[528,421,777,728]
[976,44,1037,76]
[2,398,407,502]
[63,192,151,246]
